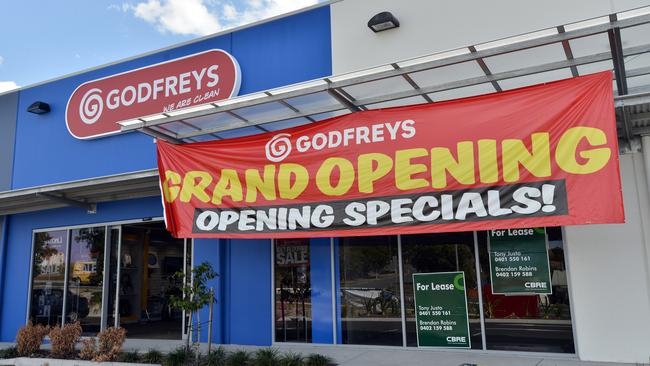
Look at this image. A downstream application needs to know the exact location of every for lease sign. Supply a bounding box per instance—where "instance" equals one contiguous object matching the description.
[66,49,240,139]
[156,71,624,238]
[413,272,471,348]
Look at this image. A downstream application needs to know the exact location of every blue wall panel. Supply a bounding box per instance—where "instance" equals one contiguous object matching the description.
[11,5,332,189]
[310,238,333,343]
[334,238,342,344]
[193,238,223,343]
[0,197,163,341]
[226,238,272,345]
[232,6,332,92]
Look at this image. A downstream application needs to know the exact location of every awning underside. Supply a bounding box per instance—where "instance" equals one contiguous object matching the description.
[118,8,650,149]
[0,170,159,215]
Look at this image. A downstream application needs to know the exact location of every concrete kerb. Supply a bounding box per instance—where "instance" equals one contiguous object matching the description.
[1,341,647,366]
[0,359,154,366]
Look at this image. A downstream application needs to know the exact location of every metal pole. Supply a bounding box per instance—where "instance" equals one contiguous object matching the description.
[208,288,214,355]
[397,235,407,347]
[473,232,487,350]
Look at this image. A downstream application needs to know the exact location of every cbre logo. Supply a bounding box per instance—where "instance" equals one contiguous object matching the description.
[65,49,241,139]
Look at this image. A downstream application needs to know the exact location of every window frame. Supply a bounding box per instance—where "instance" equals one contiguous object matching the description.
[25,217,165,329]
[271,230,578,355]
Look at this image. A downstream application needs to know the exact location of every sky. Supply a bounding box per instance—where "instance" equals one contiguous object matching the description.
[0,0,323,93]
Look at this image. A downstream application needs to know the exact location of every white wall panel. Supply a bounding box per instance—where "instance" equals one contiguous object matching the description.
[331,0,650,73]
[564,153,650,363]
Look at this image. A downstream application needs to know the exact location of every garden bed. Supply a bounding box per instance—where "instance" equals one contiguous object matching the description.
[0,357,155,366]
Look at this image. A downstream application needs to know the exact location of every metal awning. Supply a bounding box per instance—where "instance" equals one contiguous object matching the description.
[118,7,650,149]
[0,170,159,215]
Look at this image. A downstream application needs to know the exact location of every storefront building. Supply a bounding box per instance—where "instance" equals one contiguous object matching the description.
[0,0,649,364]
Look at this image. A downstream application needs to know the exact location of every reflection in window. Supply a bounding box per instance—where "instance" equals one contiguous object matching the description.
[339,236,402,346]
[30,230,68,327]
[67,227,105,334]
[478,227,575,353]
[401,232,483,349]
[275,239,312,343]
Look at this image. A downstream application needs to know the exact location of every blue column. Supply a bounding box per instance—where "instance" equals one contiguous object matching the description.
[193,238,223,344]
[0,216,7,334]
[334,238,342,344]
[227,238,272,346]
[309,237,333,343]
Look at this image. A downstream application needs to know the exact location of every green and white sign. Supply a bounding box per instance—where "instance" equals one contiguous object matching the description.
[488,227,552,295]
[413,271,471,348]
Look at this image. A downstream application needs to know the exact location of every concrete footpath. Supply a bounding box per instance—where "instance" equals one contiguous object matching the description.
[1,340,645,366]
[122,340,646,366]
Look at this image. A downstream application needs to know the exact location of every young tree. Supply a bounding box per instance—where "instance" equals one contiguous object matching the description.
[169,261,217,352]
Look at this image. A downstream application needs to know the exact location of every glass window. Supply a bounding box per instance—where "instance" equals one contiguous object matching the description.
[28,221,188,339]
[67,226,105,334]
[338,236,402,346]
[478,227,575,353]
[29,230,68,327]
[275,238,312,343]
[401,232,483,349]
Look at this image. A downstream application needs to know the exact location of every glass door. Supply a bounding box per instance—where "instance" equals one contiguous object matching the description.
[116,222,186,339]
[65,226,106,334]
[274,238,312,343]
[106,226,121,328]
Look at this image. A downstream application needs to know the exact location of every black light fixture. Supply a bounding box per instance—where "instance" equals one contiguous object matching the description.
[27,101,51,114]
[367,11,400,33]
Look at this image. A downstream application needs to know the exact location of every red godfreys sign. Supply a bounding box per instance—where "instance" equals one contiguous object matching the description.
[65,49,241,139]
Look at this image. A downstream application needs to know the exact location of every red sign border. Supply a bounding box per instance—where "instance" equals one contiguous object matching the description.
[65,49,241,140]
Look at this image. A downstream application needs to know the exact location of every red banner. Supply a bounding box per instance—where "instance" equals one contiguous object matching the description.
[157,71,624,238]
[66,49,240,139]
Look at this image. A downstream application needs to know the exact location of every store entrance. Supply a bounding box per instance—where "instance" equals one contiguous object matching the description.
[107,222,188,340]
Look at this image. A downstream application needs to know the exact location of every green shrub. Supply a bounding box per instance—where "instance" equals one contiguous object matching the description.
[227,350,251,366]
[166,347,192,366]
[120,351,141,363]
[253,348,280,366]
[279,352,304,366]
[0,347,18,359]
[204,347,227,366]
[142,349,164,364]
[305,354,334,366]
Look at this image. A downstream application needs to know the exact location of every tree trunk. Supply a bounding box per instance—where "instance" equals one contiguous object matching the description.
[186,310,193,351]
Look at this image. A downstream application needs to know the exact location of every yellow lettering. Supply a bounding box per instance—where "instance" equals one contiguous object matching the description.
[556,127,611,174]
[162,170,181,203]
[179,171,212,203]
[211,169,243,204]
[316,158,355,196]
[502,133,551,182]
[478,139,498,183]
[278,164,309,199]
[395,148,428,190]
[430,141,475,189]
[358,153,393,194]
[245,165,277,203]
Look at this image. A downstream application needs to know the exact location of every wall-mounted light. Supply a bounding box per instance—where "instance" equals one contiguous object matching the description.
[27,101,51,114]
[368,11,400,33]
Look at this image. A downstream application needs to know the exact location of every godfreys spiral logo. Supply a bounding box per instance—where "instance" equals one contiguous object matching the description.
[265,133,292,162]
[79,88,104,125]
